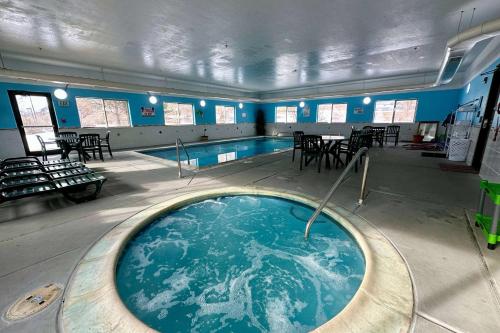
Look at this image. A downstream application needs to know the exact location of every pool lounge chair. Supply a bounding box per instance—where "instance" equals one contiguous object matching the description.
[0,157,106,203]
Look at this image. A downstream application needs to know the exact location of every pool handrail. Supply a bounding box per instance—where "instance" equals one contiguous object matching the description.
[304,147,369,239]
[176,138,190,178]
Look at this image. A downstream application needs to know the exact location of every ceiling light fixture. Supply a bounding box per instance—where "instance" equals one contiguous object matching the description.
[238,103,243,109]
[54,87,68,100]
[148,95,158,104]
[363,96,371,105]
[299,101,305,108]
[200,100,206,107]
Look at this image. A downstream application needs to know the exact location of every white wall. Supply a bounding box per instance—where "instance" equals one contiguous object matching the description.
[0,124,258,159]
[0,129,26,160]
[479,127,500,183]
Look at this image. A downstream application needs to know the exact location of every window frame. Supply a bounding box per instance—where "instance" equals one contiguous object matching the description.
[316,103,348,123]
[75,97,131,128]
[215,105,236,124]
[163,102,195,125]
[275,106,297,124]
[373,99,418,124]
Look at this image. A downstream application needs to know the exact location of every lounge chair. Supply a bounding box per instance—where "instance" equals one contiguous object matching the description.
[0,157,106,203]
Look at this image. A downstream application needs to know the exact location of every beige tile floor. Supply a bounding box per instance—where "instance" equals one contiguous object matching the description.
[0,146,499,332]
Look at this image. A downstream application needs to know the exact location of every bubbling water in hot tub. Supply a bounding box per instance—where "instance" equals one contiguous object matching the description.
[116,195,365,333]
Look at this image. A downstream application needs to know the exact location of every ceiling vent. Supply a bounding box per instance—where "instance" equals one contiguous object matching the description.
[435,17,500,86]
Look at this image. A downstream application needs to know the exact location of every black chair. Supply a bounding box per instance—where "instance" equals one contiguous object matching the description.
[300,135,323,172]
[385,125,401,146]
[372,127,386,147]
[36,135,49,161]
[58,132,84,161]
[362,126,374,148]
[292,131,304,162]
[336,130,364,171]
[100,131,113,158]
[80,134,104,162]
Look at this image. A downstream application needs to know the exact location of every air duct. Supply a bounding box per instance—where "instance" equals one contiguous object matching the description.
[435,17,500,86]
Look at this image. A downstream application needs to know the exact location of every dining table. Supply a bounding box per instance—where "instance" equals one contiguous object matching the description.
[320,135,346,169]
[47,136,88,160]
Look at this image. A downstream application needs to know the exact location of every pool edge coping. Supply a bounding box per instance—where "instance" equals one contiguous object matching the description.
[59,186,414,333]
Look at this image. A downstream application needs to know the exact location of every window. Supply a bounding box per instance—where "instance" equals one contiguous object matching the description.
[216,105,235,124]
[164,102,195,125]
[317,103,347,123]
[275,106,297,123]
[373,99,417,123]
[76,98,130,128]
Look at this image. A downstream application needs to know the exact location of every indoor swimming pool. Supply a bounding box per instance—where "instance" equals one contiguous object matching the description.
[139,137,293,168]
[115,195,365,332]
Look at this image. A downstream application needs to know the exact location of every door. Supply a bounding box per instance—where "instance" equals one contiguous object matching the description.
[472,65,500,170]
[8,91,60,156]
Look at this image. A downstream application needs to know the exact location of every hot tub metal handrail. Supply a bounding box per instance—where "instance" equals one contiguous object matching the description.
[304,147,370,240]
[176,138,190,178]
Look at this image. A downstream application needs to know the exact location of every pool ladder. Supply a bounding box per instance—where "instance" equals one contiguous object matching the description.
[304,147,369,240]
[176,138,190,178]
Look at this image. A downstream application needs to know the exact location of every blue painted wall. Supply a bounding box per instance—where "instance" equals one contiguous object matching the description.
[258,88,462,124]
[0,81,257,129]
[457,58,500,125]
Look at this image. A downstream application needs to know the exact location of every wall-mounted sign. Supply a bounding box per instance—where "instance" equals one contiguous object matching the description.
[58,100,69,107]
[303,105,310,117]
[354,107,364,114]
[141,107,155,117]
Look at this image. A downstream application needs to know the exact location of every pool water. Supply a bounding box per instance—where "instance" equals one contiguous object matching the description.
[139,137,293,168]
[116,195,365,333]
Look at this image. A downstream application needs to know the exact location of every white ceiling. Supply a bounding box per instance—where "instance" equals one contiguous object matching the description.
[0,0,499,93]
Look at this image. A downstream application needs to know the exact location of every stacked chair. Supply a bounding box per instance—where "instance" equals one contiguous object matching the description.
[0,157,106,204]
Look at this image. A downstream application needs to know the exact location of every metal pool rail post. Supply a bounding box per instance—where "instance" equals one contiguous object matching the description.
[304,147,369,240]
[176,139,182,178]
[176,138,191,179]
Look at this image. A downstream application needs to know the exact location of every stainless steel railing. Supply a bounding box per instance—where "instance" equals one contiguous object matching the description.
[176,138,190,178]
[304,147,369,239]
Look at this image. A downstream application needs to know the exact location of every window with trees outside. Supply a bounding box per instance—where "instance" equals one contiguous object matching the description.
[275,106,297,123]
[215,105,235,124]
[76,98,131,127]
[164,102,195,125]
[373,99,417,123]
[317,103,348,123]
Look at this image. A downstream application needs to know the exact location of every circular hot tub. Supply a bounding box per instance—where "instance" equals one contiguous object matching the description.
[60,187,414,333]
[116,195,365,332]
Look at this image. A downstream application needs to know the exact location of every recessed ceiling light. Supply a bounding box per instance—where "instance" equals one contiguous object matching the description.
[54,88,68,100]
[299,101,305,108]
[419,56,425,59]
[200,100,206,107]
[238,103,243,109]
[363,96,371,105]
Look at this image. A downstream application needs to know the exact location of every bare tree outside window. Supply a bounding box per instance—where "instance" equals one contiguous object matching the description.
[76,97,130,127]
[164,102,194,125]
[275,106,297,123]
[216,105,235,124]
[373,100,417,123]
[317,103,347,123]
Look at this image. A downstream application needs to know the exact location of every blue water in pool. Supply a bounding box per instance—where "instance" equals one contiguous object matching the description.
[116,195,365,333]
[139,137,293,168]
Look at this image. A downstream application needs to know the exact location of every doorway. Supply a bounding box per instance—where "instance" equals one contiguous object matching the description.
[472,65,500,170]
[8,91,60,156]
